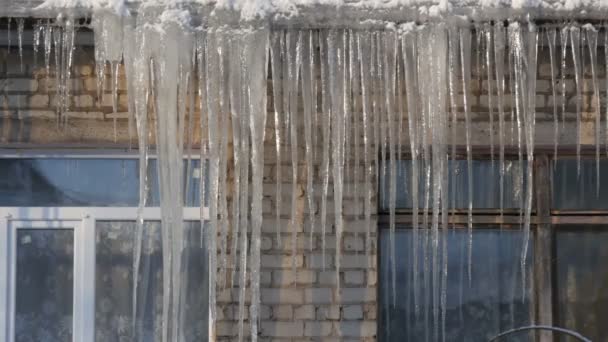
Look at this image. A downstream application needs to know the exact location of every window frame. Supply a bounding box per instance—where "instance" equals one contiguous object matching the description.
[0,151,210,342]
[378,150,608,341]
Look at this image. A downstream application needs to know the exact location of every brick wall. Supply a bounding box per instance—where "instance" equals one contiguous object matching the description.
[0,27,603,341]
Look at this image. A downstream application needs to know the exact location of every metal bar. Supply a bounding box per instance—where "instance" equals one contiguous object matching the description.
[533,155,553,341]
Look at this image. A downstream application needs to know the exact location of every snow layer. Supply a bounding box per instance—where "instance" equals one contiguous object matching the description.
[34,0,608,20]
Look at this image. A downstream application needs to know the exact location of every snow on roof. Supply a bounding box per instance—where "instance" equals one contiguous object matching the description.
[2,0,608,22]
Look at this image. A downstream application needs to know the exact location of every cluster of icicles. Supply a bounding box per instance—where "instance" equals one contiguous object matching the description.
[9,11,608,341]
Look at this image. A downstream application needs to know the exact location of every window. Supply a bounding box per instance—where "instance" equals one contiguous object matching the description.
[379,153,608,341]
[0,153,209,342]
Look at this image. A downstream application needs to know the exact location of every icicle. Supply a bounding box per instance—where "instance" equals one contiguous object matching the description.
[494,24,506,215]
[112,61,120,140]
[228,33,243,292]
[584,25,600,196]
[459,27,474,284]
[44,20,52,79]
[484,24,495,165]
[547,28,558,163]
[570,25,582,175]
[358,30,374,269]
[246,27,270,342]
[286,30,302,283]
[402,25,420,313]
[269,32,284,247]
[382,29,398,306]
[7,18,11,54]
[560,25,569,127]
[350,31,361,253]
[327,29,346,291]
[319,30,332,270]
[302,31,317,250]
[204,28,221,342]
[522,23,538,298]
[33,21,42,68]
[17,18,24,72]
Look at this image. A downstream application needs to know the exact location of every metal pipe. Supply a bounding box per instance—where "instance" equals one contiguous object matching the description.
[489,325,592,342]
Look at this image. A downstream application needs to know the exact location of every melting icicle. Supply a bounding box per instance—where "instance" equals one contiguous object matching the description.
[570,25,582,175]
[17,18,24,72]
[33,20,42,68]
[402,25,420,313]
[7,18,11,54]
[358,30,374,269]
[459,27,473,284]
[522,23,538,298]
[327,29,346,291]
[494,24,506,215]
[246,28,270,342]
[286,30,302,283]
[302,31,316,250]
[270,32,284,247]
[547,28,558,162]
[383,29,398,306]
[204,28,221,342]
[559,25,569,126]
[484,24,495,165]
[584,25,600,196]
[319,30,331,269]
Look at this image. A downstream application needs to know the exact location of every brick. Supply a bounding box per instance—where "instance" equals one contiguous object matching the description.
[316,305,340,320]
[318,271,338,286]
[343,235,364,252]
[306,253,333,269]
[344,270,364,285]
[342,305,363,320]
[73,94,94,107]
[6,79,38,92]
[272,270,316,286]
[304,288,333,304]
[261,321,303,337]
[261,288,303,305]
[272,305,293,320]
[336,321,376,337]
[338,288,376,304]
[261,254,302,268]
[294,305,315,320]
[304,321,333,337]
[29,94,49,107]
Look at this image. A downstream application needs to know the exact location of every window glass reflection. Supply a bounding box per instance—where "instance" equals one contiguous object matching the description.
[15,229,74,342]
[555,227,608,342]
[95,221,208,342]
[379,228,533,341]
[0,158,203,207]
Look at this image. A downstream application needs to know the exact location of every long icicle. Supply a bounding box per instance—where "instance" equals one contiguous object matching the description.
[459,27,474,284]
[302,31,317,251]
[269,32,284,248]
[570,25,582,176]
[547,28,558,164]
[287,30,302,284]
[247,27,269,342]
[584,25,600,196]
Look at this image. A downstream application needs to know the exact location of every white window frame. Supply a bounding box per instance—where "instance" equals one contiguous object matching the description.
[0,151,210,342]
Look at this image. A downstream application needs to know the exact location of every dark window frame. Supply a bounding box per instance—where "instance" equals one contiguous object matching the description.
[378,149,608,340]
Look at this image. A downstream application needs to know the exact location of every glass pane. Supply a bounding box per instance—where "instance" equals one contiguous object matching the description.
[552,158,608,210]
[555,227,608,341]
[380,160,528,210]
[0,158,203,207]
[379,228,534,341]
[95,221,208,342]
[15,229,74,342]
